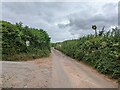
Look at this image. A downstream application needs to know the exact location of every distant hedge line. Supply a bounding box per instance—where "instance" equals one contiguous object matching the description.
[54,27,120,80]
[1,21,51,61]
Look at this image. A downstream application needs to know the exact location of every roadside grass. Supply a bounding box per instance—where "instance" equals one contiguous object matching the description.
[2,52,50,61]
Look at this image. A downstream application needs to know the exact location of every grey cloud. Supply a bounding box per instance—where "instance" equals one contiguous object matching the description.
[60,3,118,36]
[2,2,118,42]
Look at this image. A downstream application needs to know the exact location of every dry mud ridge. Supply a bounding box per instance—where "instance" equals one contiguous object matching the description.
[0,48,118,88]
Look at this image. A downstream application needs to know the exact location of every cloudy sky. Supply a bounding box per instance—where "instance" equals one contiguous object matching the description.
[1,0,118,42]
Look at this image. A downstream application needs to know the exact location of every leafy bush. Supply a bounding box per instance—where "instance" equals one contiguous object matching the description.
[1,21,51,61]
[55,27,120,80]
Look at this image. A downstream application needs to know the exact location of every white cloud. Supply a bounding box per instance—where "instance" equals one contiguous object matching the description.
[1,0,119,2]
[2,2,118,42]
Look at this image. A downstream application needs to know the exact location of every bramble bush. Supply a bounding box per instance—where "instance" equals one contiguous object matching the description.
[54,27,120,80]
[1,21,51,61]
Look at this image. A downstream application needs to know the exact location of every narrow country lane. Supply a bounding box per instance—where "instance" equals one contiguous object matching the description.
[51,48,118,88]
[1,48,118,88]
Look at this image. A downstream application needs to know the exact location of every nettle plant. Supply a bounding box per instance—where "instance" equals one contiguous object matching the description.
[92,25,105,37]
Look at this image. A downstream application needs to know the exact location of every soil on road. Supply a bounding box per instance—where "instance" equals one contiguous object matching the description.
[51,49,117,88]
[1,48,118,88]
[1,56,52,88]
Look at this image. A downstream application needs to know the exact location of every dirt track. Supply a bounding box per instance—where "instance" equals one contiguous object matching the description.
[1,48,118,88]
[51,49,117,88]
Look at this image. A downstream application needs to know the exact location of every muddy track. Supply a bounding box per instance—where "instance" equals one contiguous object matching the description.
[0,48,118,88]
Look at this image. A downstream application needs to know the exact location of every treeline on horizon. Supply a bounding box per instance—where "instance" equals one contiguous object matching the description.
[53,27,120,80]
[1,21,51,61]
